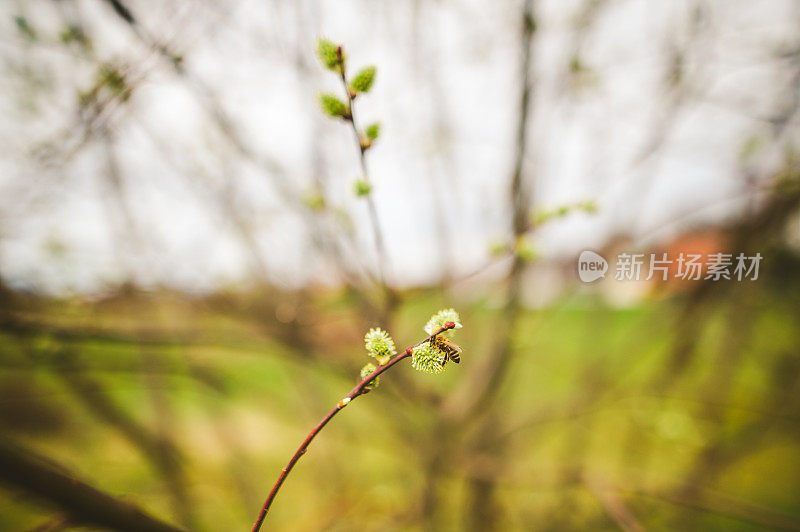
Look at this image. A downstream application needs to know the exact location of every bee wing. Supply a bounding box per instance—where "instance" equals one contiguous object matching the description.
[442,338,462,354]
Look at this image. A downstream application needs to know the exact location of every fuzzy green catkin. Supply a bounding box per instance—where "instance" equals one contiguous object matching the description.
[353,179,372,197]
[350,66,376,93]
[365,123,381,141]
[423,308,461,337]
[411,342,446,374]
[319,93,347,118]
[364,328,395,364]
[316,38,342,71]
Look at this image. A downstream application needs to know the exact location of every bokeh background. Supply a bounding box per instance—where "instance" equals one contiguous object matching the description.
[1,0,800,530]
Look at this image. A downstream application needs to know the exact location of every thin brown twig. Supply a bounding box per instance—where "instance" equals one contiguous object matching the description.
[451,3,536,527]
[336,47,391,291]
[586,477,644,532]
[455,463,800,531]
[23,516,72,532]
[446,0,536,423]
[250,322,456,532]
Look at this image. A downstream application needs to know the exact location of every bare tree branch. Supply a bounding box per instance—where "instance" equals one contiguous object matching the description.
[0,439,187,532]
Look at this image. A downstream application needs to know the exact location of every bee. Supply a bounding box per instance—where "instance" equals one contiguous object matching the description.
[431,335,462,367]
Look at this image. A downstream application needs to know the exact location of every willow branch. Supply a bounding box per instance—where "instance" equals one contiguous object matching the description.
[250,322,456,532]
[336,48,391,292]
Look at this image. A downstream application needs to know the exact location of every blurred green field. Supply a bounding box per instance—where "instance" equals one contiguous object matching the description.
[1,279,799,531]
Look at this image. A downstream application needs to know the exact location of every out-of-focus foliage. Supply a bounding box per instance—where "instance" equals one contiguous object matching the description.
[2,258,800,530]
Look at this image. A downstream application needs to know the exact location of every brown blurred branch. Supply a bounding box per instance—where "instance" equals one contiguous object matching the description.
[24,516,71,532]
[661,172,800,387]
[0,439,186,532]
[457,3,537,528]
[631,486,800,531]
[103,0,385,315]
[456,459,800,531]
[450,0,536,423]
[250,322,456,531]
[586,477,644,532]
[55,355,195,528]
[97,0,299,204]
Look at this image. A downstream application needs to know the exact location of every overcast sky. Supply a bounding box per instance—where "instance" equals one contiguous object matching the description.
[1,0,798,293]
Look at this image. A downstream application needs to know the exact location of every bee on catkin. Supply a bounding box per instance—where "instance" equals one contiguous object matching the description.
[431,335,462,367]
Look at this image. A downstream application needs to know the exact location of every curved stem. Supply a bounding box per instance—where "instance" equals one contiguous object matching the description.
[250,324,455,532]
[337,53,391,291]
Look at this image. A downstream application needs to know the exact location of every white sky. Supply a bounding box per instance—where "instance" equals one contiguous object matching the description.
[0,0,798,293]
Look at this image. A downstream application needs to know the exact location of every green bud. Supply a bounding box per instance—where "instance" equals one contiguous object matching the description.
[15,16,36,42]
[579,200,598,214]
[303,191,325,211]
[488,240,509,257]
[60,24,91,50]
[97,64,132,102]
[353,179,372,197]
[350,66,376,93]
[316,37,342,71]
[319,93,347,118]
[365,122,381,141]
[514,238,537,262]
[532,199,598,226]
[364,327,395,364]
[531,209,551,226]
[360,362,380,390]
[569,55,584,74]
